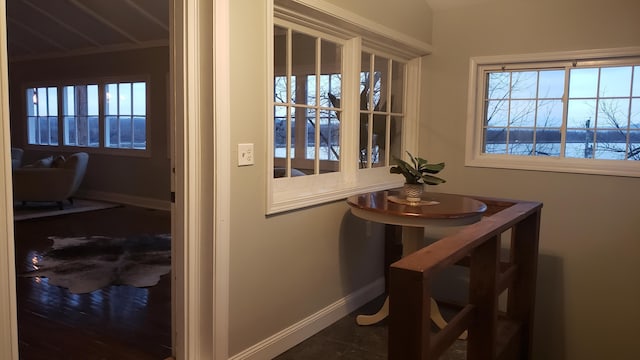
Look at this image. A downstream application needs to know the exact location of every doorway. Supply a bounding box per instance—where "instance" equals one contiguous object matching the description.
[0,0,230,359]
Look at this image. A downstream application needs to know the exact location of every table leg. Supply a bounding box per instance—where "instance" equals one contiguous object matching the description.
[358,225,468,339]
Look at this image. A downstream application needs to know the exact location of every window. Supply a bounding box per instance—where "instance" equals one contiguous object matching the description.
[26,79,148,153]
[273,26,343,175]
[63,84,99,147]
[27,87,58,146]
[359,52,405,169]
[268,2,429,214]
[105,82,147,149]
[467,48,640,177]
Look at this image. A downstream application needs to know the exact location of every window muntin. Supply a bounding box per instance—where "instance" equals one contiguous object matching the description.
[480,62,640,161]
[27,87,59,146]
[273,25,342,177]
[25,79,148,153]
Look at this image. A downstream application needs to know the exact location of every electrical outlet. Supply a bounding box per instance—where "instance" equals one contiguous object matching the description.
[238,143,254,166]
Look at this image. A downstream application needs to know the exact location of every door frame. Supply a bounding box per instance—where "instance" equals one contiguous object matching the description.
[172,0,231,358]
[0,0,231,359]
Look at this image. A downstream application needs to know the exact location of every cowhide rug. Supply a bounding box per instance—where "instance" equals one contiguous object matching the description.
[21,234,171,294]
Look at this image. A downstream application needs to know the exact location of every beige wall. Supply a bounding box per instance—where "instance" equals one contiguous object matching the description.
[424,0,640,358]
[9,47,171,202]
[323,0,433,42]
[228,0,433,355]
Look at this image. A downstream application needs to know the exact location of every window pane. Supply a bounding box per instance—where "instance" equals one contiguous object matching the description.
[599,66,632,97]
[597,98,629,128]
[373,57,389,111]
[569,68,598,98]
[391,61,405,113]
[320,40,341,107]
[119,83,132,115]
[567,99,596,128]
[319,109,340,162]
[565,126,592,158]
[633,66,640,96]
[510,100,536,127]
[105,83,119,115]
[508,128,534,155]
[134,117,146,149]
[371,114,387,167]
[291,31,315,105]
[274,105,288,159]
[119,116,133,147]
[48,117,58,145]
[106,116,118,147]
[487,72,510,100]
[485,100,509,126]
[595,130,627,160]
[359,113,369,167]
[389,115,402,162]
[537,99,563,127]
[133,82,146,115]
[631,98,640,128]
[274,76,288,104]
[305,108,315,160]
[510,71,537,99]
[629,130,640,160]
[47,88,58,116]
[360,53,372,110]
[535,129,561,156]
[538,70,565,98]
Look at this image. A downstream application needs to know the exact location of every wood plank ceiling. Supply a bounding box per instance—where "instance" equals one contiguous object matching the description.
[5,0,170,61]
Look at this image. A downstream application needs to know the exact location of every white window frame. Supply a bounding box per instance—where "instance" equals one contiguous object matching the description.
[466,47,640,178]
[24,76,151,157]
[267,0,431,214]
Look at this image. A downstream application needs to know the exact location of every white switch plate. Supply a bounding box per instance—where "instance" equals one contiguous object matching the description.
[238,143,254,166]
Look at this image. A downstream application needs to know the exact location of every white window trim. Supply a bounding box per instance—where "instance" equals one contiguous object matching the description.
[465,46,640,178]
[267,0,429,214]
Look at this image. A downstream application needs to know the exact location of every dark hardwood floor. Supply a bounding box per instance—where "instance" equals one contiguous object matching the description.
[13,205,172,360]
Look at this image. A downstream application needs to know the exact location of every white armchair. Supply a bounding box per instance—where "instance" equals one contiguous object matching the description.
[13,152,89,209]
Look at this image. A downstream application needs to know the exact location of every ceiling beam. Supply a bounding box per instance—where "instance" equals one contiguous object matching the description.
[68,0,142,44]
[125,0,169,32]
[21,0,102,47]
[7,16,68,52]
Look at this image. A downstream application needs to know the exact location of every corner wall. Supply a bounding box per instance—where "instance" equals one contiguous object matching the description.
[424,0,640,358]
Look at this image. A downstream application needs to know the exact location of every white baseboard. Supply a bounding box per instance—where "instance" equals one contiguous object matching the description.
[75,190,171,211]
[229,277,385,360]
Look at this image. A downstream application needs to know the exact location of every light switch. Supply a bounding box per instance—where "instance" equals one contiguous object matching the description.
[238,143,254,166]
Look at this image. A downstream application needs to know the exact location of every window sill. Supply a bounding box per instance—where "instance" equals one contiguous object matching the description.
[465,153,640,178]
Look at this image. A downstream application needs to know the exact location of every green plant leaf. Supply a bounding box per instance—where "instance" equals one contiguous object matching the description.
[390,151,446,185]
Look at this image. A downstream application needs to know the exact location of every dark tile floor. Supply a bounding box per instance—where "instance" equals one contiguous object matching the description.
[274,295,467,360]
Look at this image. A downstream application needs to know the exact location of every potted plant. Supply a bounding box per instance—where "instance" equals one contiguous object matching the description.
[390,151,446,202]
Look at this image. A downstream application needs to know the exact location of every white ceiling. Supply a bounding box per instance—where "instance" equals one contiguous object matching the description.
[6,0,170,61]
